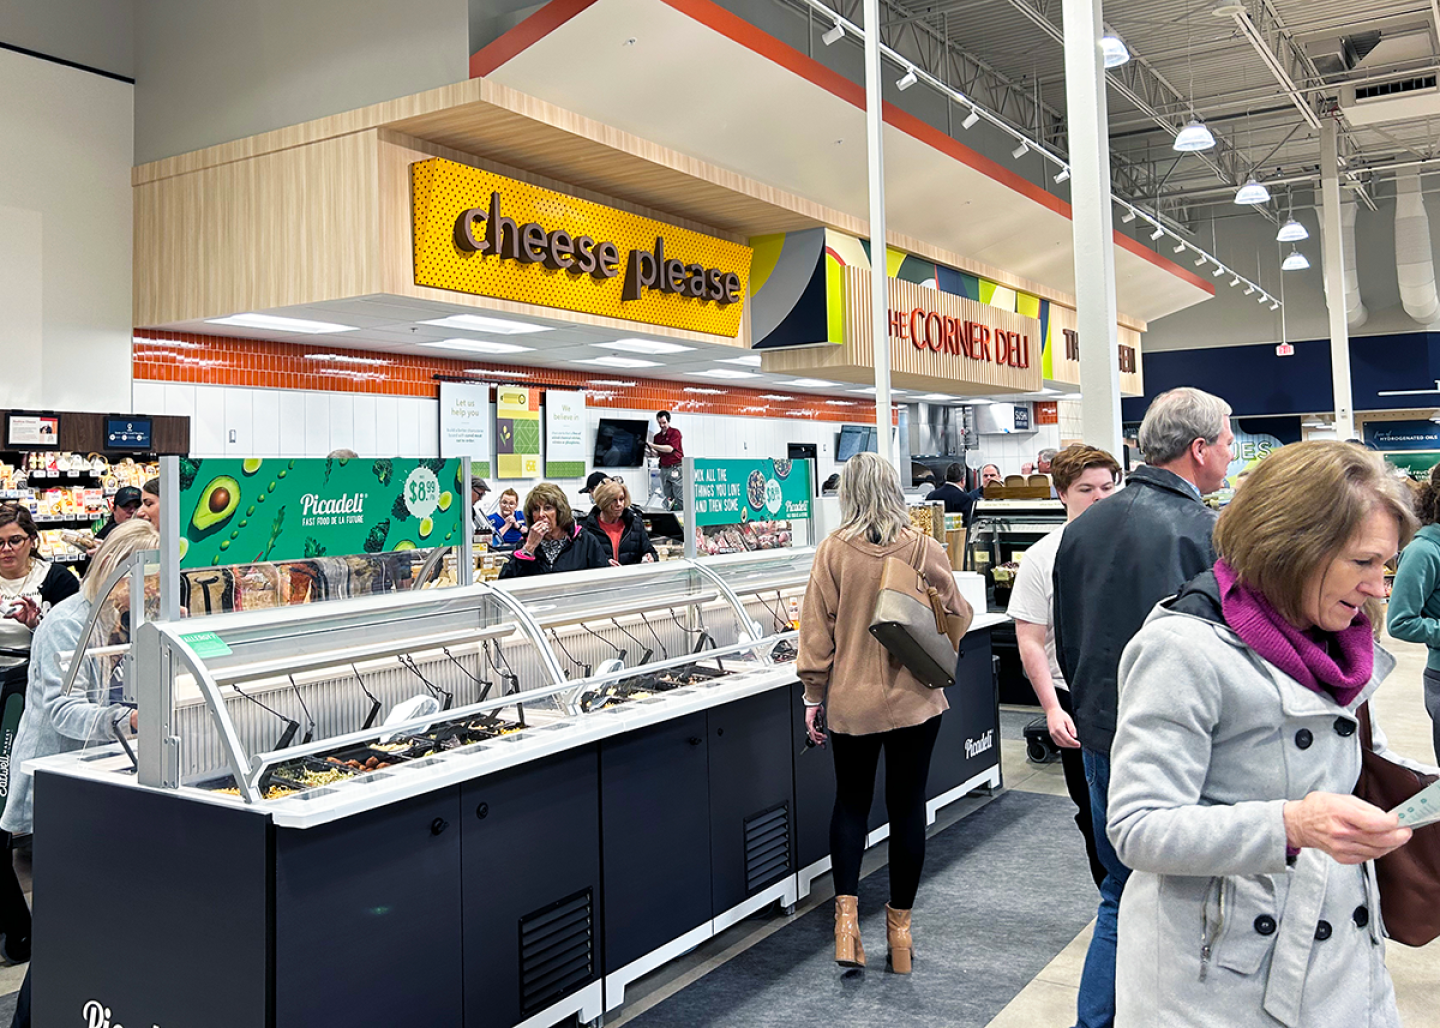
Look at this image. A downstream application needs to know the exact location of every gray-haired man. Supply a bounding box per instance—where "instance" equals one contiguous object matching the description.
[1051,387,1234,1028]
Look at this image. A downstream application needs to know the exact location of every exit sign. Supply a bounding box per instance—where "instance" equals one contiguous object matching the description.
[1276,342,1295,356]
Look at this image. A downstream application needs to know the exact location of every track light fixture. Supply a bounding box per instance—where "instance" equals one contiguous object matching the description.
[897,67,917,91]
[1121,209,1137,223]
[1270,302,1281,311]
[822,20,844,45]
[1244,285,1255,295]
[1194,254,1207,266]
[1011,141,1029,159]
[1229,276,1241,287]
[1174,241,1187,253]
[961,107,980,130]
[1150,226,1165,240]
[1212,264,1226,277]
[1054,167,1070,183]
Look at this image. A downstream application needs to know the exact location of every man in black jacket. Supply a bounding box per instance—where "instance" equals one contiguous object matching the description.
[1052,386,1232,1028]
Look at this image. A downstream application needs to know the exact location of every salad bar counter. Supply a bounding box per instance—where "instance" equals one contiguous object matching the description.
[30,551,1002,1028]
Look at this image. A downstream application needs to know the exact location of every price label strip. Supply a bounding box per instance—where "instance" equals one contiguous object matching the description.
[1391,779,1440,829]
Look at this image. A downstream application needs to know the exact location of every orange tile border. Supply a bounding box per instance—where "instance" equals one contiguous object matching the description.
[132,331,895,425]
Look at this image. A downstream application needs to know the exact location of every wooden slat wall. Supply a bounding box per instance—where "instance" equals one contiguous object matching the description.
[761,269,1041,395]
[0,410,189,456]
[1044,305,1145,396]
[134,131,381,327]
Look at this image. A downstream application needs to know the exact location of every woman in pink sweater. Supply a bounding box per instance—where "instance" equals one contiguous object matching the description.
[799,452,969,974]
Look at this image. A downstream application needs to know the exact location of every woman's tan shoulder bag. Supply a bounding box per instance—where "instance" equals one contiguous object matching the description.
[868,534,974,688]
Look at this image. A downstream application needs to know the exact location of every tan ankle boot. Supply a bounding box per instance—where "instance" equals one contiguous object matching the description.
[886,904,912,973]
[834,895,865,968]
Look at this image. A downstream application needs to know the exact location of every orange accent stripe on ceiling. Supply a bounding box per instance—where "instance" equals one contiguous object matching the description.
[470,0,1214,298]
[131,332,887,425]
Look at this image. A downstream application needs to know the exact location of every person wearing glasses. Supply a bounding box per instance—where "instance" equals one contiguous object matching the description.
[487,489,526,549]
[0,504,80,968]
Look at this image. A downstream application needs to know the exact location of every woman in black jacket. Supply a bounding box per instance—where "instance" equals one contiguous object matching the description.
[500,484,611,578]
[582,480,658,566]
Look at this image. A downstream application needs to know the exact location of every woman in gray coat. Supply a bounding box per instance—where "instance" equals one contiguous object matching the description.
[1108,442,1429,1028]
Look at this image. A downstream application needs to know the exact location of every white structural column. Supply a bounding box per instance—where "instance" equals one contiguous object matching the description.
[1061,0,1122,457]
[862,0,895,465]
[1320,120,1356,439]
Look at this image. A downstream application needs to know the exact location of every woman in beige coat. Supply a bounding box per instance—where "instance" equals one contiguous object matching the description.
[799,451,969,974]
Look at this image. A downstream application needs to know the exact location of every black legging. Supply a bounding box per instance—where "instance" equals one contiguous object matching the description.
[829,714,942,909]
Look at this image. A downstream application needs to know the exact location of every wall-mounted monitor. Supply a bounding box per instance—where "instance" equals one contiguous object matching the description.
[593,418,651,468]
[105,416,153,451]
[836,424,878,462]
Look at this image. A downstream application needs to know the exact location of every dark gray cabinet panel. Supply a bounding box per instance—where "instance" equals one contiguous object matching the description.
[707,689,794,913]
[461,745,601,1027]
[274,787,464,1028]
[600,712,711,970]
[929,628,998,799]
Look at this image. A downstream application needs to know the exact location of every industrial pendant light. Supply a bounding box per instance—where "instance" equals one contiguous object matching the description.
[1101,29,1130,68]
[1281,248,1310,271]
[1234,176,1270,204]
[1276,217,1309,242]
[1174,118,1216,151]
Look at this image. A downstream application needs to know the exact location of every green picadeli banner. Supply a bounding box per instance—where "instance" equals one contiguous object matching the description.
[691,458,812,527]
[177,456,466,568]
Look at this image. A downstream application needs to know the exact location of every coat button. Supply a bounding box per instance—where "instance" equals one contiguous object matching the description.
[1254,915,1277,936]
[1314,920,1333,941]
[1295,729,1314,750]
[1334,718,1356,737]
[1354,906,1370,928]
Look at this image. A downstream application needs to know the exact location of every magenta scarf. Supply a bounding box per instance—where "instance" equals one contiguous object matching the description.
[1213,559,1373,706]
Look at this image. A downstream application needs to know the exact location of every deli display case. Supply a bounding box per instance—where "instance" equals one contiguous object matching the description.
[31,547,1002,1028]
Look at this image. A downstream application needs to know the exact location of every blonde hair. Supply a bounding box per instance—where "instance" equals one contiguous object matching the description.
[837,452,910,546]
[523,483,576,534]
[1214,441,1416,624]
[82,520,159,603]
[592,479,630,511]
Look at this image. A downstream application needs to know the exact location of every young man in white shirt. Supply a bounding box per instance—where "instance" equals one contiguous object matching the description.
[1005,443,1121,891]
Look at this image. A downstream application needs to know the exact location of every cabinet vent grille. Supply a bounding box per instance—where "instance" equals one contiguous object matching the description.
[518,888,594,1015]
[744,803,791,893]
[1356,76,1438,101]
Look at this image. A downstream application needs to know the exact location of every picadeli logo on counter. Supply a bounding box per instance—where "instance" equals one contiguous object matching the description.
[82,999,161,1028]
[965,729,995,759]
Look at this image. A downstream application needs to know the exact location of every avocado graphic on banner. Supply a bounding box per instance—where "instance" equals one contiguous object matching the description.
[176,457,464,568]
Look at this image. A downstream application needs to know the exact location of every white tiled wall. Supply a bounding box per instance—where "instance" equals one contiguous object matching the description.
[138,384,869,510]
[971,424,1063,475]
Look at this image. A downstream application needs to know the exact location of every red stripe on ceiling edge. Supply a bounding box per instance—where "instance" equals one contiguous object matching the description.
[470,0,604,78]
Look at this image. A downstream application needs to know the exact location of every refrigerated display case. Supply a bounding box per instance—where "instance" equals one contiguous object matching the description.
[31,549,1001,1028]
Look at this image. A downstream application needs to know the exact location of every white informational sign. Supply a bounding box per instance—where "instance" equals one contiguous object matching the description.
[544,389,587,479]
[439,381,493,477]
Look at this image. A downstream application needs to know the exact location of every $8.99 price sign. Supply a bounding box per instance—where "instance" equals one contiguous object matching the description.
[405,467,440,520]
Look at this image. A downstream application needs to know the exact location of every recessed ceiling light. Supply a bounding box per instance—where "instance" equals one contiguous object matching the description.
[573,356,663,369]
[780,378,838,388]
[206,313,357,334]
[915,393,958,401]
[690,368,759,379]
[966,398,994,405]
[304,353,392,366]
[683,387,727,395]
[424,339,534,355]
[587,378,638,387]
[715,355,763,366]
[418,314,552,335]
[849,386,910,395]
[465,368,531,377]
[594,339,694,355]
[760,394,795,401]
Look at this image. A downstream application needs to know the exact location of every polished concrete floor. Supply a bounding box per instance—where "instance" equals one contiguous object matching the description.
[612,624,1440,1028]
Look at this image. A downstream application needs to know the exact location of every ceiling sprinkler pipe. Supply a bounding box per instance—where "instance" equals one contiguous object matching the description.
[1395,169,1440,325]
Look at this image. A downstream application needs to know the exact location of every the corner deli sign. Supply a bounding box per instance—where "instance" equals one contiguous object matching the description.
[887,306,1032,370]
[411,158,752,336]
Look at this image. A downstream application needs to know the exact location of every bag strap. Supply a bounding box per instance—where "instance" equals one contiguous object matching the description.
[1357,701,1374,753]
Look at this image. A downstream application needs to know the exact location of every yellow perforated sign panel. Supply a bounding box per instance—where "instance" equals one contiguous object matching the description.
[412,159,752,336]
